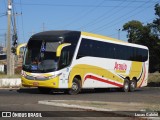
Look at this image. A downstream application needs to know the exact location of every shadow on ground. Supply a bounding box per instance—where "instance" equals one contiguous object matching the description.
[16,87,144,95]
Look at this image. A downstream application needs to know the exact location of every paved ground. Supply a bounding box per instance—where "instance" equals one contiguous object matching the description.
[7,87,160,103]
[0,87,159,119]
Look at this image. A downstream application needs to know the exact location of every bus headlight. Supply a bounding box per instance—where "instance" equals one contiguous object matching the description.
[48,75,56,79]
[48,73,62,79]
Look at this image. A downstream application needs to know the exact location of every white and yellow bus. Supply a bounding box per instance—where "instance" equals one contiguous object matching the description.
[21,30,149,94]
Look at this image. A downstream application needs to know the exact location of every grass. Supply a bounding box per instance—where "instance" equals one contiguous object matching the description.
[148,73,160,83]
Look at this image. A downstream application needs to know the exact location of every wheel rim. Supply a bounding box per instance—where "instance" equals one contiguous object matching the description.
[124,82,129,90]
[130,81,135,89]
[72,82,78,91]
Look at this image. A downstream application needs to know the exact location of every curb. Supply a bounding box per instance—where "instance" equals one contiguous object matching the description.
[38,100,160,119]
[38,100,111,111]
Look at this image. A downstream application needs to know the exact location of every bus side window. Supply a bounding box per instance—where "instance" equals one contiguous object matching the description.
[77,39,92,59]
[142,49,148,62]
[58,46,73,69]
[105,43,116,59]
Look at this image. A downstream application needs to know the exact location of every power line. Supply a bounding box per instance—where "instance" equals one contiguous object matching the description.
[77,0,128,30]
[105,1,159,32]
[0,14,6,17]
[0,12,6,15]
[3,0,7,8]
[9,0,159,43]
[20,0,25,42]
[60,0,106,29]
[78,0,158,31]
[13,0,158,7]
[11,0,17,35]
[144,17,155,24]
[0,0,7,18]
[90,0,158,33]
[87,1,158,41]
[0,1,7,18]
[13,4,154,8]
[101,0,152,1]
[108,32,119,37]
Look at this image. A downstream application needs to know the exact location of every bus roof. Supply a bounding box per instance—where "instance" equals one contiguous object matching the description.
[29,30,148,50]
[30,30,80,41]
[81,31,127,43]
[81,31,148,50]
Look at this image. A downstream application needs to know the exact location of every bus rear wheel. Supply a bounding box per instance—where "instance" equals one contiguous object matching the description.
[129,79,137,92]
[122,79,129,92]
[68,78,81,95]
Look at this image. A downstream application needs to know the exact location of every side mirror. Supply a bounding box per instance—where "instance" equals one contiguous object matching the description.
[56,43,71,57]
[16,43,27,56]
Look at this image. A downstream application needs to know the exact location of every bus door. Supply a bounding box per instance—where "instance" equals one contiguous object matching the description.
[57,43,72,88]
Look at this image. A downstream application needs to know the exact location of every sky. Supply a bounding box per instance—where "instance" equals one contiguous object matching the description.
[0,0,160,46]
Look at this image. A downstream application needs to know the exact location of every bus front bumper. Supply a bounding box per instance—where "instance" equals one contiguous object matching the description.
[21,76,59,88]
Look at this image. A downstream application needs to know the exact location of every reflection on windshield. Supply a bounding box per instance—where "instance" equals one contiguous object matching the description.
[23,40,59,73]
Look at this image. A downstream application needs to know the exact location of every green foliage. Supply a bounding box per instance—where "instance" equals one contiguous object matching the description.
[123,4,160,72]
[155,3,160,17]
[148,3,160,37]
[148,73,160,83]
[123,20,143,43]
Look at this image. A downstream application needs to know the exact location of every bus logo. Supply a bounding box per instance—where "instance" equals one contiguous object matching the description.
[114,62,127,72]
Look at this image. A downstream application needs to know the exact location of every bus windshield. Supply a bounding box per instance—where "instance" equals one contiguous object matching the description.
[23,40,60,73]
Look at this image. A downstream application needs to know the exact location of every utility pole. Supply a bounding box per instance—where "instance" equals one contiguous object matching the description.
[7,0,14,76]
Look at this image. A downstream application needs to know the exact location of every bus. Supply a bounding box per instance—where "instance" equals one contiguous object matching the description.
[21,30,149,94]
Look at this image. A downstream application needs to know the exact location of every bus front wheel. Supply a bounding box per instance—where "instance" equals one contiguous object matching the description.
[68,78,81,95]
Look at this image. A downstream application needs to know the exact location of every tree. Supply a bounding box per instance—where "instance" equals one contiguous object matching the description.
[122,20,152,46]
[122,4,160,72]
[151,4,160,72]
[123,20,143,43]
[153,3,160,34]
[149,3,160,37]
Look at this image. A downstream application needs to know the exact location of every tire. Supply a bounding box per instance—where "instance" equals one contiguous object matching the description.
[68,78,81,95]
[38,87,51,94]
[122,78,129,92]
[129,79,137,92]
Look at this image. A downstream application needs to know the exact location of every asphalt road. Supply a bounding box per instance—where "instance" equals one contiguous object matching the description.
[0,87,159,119]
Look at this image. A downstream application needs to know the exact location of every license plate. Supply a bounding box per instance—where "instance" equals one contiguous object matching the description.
[33,82,39,86]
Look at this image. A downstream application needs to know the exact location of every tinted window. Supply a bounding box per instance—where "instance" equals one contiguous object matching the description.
[77,39,106,58]
[77,39,92,59]
[115,44,124,60]
[142,49,148,62]
[105,43,116,59]
[134,48,148,62]
[58,46,74,69]
[77,38,148,62]
[92,41,105,58]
